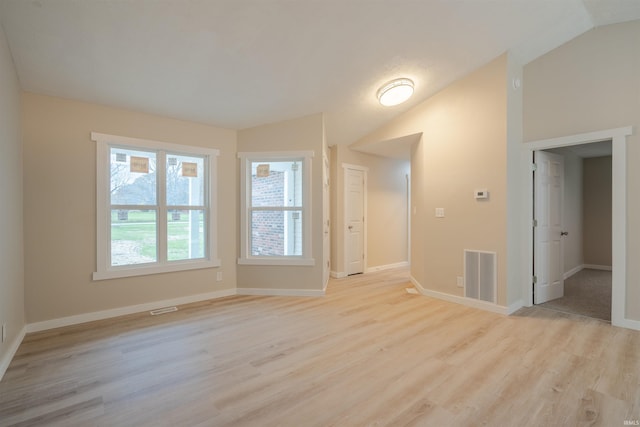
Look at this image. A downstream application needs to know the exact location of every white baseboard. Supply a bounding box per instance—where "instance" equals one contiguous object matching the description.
[365,261,409,273]
[0,325,26,382]
[26,288,236,333]
[564,265,584,280]
[583,264,612,271]
[507,300,524,315]
[409,275,511,315]
[237,287,325,297]
[619,318,640,331]
[330,271,347,279]
[564,264,613,280]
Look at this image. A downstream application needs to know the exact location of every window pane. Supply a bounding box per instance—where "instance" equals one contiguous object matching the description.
[251,160,302,208]
[111,209,157,266]
[167,154,205,206]
[251,210,302,256]
[110,148,157,205]
[167,209,205,261]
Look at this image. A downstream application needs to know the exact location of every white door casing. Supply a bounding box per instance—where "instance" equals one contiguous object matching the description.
[523,127,631,329]
[344,165,366,275]
[534,151,565,304]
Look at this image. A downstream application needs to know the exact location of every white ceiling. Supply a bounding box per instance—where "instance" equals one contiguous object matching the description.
[1,0,639,147]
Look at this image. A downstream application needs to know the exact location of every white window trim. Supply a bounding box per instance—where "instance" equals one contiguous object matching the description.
[92,132,220,280]
[238,151,315,266]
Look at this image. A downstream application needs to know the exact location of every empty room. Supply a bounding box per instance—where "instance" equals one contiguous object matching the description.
[1,1,639,426]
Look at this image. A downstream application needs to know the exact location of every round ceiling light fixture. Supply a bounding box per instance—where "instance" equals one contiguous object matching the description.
[377,78,414,106]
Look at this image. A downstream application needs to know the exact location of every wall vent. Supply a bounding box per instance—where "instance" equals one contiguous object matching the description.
[464,250,497,303]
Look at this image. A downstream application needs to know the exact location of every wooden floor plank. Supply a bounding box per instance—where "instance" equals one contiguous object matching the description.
[1,268,639,426]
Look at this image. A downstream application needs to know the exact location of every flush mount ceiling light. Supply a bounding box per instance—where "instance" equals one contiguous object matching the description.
[377,78,414,106]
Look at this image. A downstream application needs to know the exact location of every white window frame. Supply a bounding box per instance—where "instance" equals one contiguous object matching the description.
[238,151,314,266]
[92,132,220,280]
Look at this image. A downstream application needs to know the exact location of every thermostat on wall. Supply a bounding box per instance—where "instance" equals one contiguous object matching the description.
[475,189,489,199]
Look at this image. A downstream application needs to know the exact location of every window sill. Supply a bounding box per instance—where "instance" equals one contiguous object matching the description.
[93,259,221,281]
[237,257,315,266]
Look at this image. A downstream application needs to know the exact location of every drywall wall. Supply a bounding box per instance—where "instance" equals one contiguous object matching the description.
[564,152,584,273]
[330,145,409,275]
[353,55,509,305]
[236,113,324,292]
[21,93,237,323]
[505,52,524,308]
[583,156,612,267]
[523,20,640,319]
[0,24,25,374]
[329,145,339,276]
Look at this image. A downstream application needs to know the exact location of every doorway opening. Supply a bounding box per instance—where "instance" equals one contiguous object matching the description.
[534,142,612,321]
[524,126,631,328]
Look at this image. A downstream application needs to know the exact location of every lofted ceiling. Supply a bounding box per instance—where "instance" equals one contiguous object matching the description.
[1,0,639,147]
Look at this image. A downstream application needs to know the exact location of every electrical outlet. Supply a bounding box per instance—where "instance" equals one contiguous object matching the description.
[217,271,222,282]
[2,323,6,343]
[435,208,445,218]
[456,276,464,288]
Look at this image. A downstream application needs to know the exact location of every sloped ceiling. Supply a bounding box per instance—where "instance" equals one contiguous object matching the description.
[1,0,639,146]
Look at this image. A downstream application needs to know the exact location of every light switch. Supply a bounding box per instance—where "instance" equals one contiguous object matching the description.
[475,189,489,199]
[435,208,445,218]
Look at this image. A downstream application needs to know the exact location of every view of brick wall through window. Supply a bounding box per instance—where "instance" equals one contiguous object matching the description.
[251,170,285,255]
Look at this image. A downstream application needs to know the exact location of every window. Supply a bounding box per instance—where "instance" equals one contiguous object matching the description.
[92,132,220,280]
[238,151,314,265]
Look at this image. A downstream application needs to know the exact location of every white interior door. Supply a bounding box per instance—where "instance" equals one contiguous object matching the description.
[346,168,364,275]
[534,151,565,304]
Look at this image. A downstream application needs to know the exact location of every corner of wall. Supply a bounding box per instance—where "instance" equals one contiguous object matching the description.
[0,22,26,380]
[506,52,525,307]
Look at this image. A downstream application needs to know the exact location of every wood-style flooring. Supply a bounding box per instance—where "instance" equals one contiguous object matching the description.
[1,269,639,426]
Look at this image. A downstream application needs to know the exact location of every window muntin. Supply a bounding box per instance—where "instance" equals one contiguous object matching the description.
[238,152,314,266]
[93,132,219,280]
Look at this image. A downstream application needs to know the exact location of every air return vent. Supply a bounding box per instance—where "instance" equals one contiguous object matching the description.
[464,250,497,303]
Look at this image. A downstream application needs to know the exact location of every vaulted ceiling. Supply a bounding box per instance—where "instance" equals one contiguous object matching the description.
[1,0,639,146]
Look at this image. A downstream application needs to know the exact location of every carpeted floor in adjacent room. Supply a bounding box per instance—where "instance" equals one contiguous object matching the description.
[539,268,612,321]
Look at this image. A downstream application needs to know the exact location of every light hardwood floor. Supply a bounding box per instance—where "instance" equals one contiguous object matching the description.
[1,269,639,426]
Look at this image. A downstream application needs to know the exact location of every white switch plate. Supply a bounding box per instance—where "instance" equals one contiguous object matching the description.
[457,277,464,288]
[217,271,222,281]
[474,189,489,199]
[435,208,445,218]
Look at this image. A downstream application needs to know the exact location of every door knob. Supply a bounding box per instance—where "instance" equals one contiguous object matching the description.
[348,225,353,230]
[560,231,569,236]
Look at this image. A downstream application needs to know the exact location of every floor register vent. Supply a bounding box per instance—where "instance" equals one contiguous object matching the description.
[150,306,178,315]
[464,250,497,304]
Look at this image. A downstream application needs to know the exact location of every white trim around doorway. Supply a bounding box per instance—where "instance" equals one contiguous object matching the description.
[522,126,633,329]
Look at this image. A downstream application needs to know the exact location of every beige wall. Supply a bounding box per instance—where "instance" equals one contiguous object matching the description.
[237,113,324,291]
[22,93,237,323]
[583,156,612,267]
[330,145,409,275]
[329,145,339,275]
[354,55,509,305]
[505,53,525,307]
[0,25,24,368]
[559,151,584,274]
[523,20,640,319]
